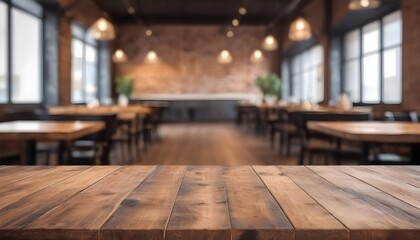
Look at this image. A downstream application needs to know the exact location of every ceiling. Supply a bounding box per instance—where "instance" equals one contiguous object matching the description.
[94,0,301,25]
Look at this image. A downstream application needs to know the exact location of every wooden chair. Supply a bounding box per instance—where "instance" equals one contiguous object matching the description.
[36,113,118,165]
[370,111,414,164]
[296,112,371,165]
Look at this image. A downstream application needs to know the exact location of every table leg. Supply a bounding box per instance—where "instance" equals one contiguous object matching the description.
[58,140,72,165]
[360,142,370,165]
[410,144,420,164]
[22,140,37,165]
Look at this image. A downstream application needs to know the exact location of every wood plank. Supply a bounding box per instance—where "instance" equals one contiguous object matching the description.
[285,166,419,240]
[337,166,420,209]
[0,166,119,238]
[0,121,105,141]
[222,166,294,240]
[166,166,231,240]
[363,166,420,187]
[100,166,186,240]
[25,166,155,240]
[0,166,52,188]
[308,122,420,143]
[253,166,349,240]
[0,166,87,210]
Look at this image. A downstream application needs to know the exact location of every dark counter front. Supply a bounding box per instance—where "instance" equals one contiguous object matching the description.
[132,97,252,122]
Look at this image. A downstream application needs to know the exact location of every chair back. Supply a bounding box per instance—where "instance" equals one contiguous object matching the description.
[384,111,413,122]
[296,112,371,145]
[36,113,118,164]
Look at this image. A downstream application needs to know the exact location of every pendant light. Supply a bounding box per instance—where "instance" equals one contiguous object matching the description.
[250,49,264,63]
[288,17,312,41]
[217,50,233,64]
[349,0,381,10]
[112,49,127,63]
[89,17,116,41]
[145,50,159,64]
[261,35,278,51]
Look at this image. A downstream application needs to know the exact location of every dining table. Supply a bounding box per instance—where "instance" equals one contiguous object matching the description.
[308,121,420,164]
[0,165,419,240]
[49,105,152,118]
[0,121,105,165]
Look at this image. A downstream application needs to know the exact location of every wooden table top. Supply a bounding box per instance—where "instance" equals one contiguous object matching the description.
[49,105,152,117]
[0,121,105,141]
[0,165,419,240]
[309,121,420,143]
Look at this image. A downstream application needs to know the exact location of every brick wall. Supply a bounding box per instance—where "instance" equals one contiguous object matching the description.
[114,25,280,96]
[401,0,420,110]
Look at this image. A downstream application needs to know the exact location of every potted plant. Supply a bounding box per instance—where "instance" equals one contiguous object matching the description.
[115,76,134,106]
[255,73,282,104]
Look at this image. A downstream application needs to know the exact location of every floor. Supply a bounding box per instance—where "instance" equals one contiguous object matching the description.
[133,123,298,165]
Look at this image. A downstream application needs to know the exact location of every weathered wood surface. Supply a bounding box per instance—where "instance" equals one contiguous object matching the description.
[308,121,420,143]
[0,121,105,141]
[0,166,419,240]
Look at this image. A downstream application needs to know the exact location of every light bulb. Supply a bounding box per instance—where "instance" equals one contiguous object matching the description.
[217,50,233,64]
[112,49,127,63]
[239,7,247,15]
[296,20,305,30]
[227,30,234,38]
[250,49,264,63]
[360,0,370,7]
[232,19,239,27]
[98,19,108,31]
[262,35,278,51]
[145,29,153,37]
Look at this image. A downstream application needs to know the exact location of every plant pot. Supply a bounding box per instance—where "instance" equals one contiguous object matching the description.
[118,95,129,106]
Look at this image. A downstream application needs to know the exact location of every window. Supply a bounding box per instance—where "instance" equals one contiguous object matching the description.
[71,24,98,103]
[343,10,402,104]
[0,1,7,103]
[289,45,324,102]
[12,8,42,103]
[0,1,42,104]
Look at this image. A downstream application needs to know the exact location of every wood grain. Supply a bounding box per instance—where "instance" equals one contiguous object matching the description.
[253,166,349,240]
[0,166,119,238]
[0,121,105,141]
[0,166,87,210]
[166,166,231,240]
[0,166,419,239]
[308,121,420,143]
[338,166,420,209]
[0,166,51,188]
[100,166,186,240]
[25,166,155,240]
[302,166,420,240]
[363,166,420,187]
[222,166,294,240]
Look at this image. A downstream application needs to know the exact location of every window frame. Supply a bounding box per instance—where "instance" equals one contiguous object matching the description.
[0,0,43,105]
[341,10,402,105]
[71,22,99,104]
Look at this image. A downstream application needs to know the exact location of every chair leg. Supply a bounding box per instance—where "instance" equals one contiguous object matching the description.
[278,132,284,155]
[308,152,314,165]
[299,149,305,165]
[286,136,291,156]
[270,127,275,149]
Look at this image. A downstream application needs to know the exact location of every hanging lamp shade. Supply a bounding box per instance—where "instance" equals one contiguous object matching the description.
[349,0,381,10]
[250,49,264,63]
[289,17,312,41]
[112,49,127,63]
[217,50,233,64]
[89,17,116,41]
[261,35,278,51]
[145,50,159,64]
